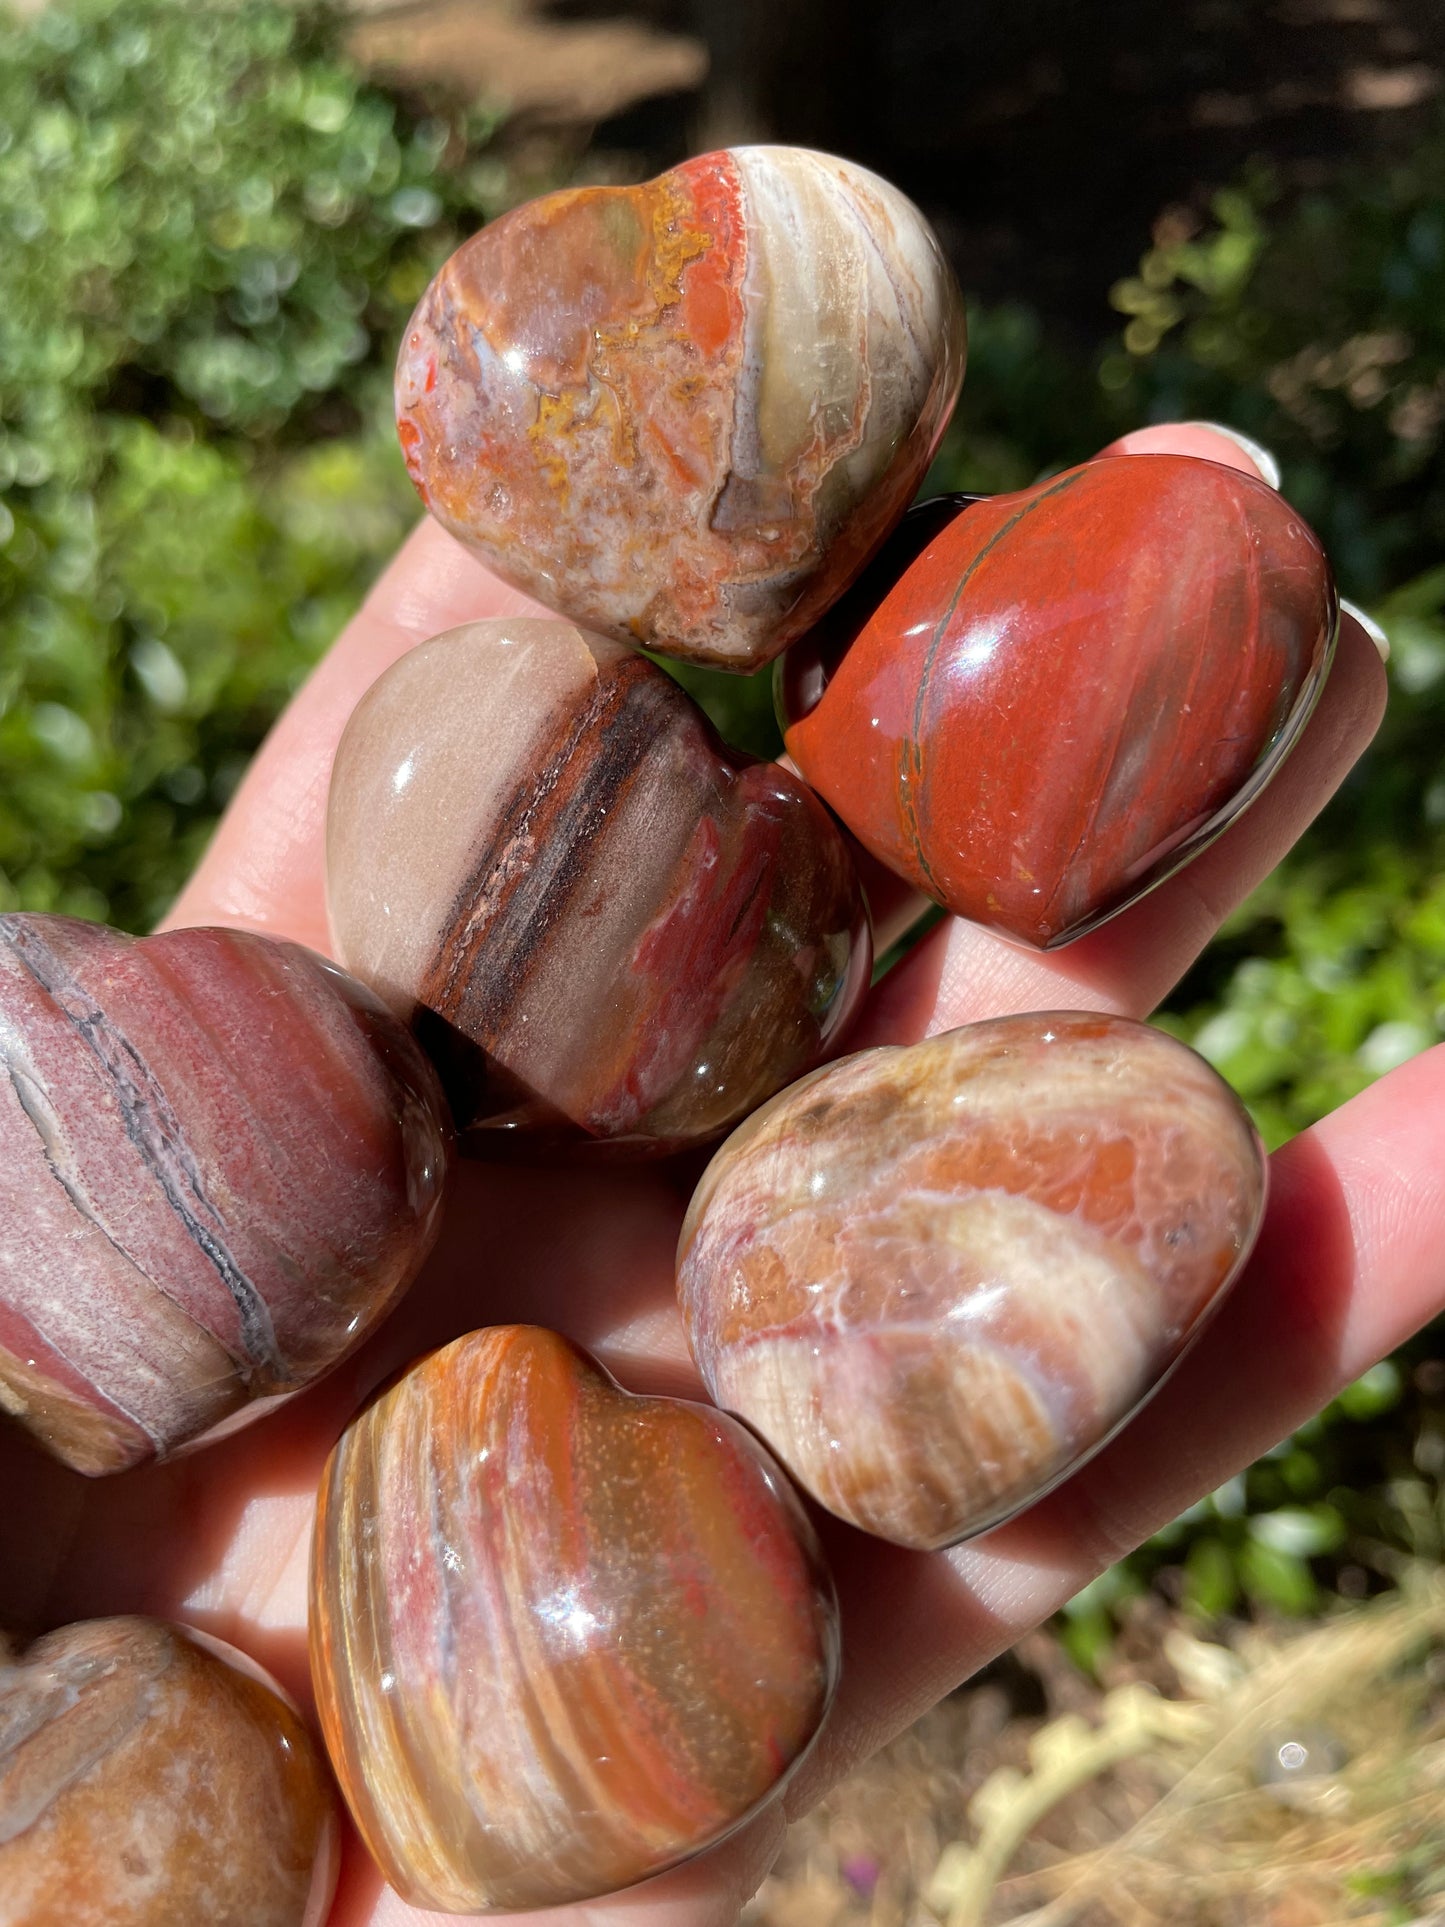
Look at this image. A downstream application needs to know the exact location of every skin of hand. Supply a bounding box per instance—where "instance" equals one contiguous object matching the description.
[0,423,1412,1927]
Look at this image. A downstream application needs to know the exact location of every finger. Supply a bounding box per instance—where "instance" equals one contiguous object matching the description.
[1099,419,1283,485]
[163,517,552,951]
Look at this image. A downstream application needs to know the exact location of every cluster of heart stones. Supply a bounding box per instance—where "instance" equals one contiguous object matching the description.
[0,145,1335,1920]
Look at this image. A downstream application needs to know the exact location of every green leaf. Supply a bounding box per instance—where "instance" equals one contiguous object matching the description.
[1182,1537,1240,1621]
[1239,1540,1319,1616]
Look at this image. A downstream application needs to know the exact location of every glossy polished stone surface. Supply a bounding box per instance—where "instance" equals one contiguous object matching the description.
[0,916,449,1475]
[327,619,870,1155]
[311,1325,838,1913]
[782,455,1337,946]
[0,1616,338,1927]
[678,1012,1266,1550]
[396,146,966,669]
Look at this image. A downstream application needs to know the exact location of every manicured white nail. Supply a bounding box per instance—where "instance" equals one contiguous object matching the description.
[1340,597,1390,662]
[1184,422,1282,490]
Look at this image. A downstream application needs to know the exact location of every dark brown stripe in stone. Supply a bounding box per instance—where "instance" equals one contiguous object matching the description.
[418,652,683,1047]
[0,917,285,1385]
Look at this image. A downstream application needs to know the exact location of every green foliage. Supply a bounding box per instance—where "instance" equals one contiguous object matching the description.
[1106,141,1445,597]
[930,300,1122,492]
[0,0,515,928]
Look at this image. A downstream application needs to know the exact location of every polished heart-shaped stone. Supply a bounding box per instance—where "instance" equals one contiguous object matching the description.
[677,1012,1266,1550]
[0,1616,338,1927]
[0,916,449,1475]
[310,1325,838,1913]
[326,618,870,1155]
[395,146,966,670]
[781,455,1338,946]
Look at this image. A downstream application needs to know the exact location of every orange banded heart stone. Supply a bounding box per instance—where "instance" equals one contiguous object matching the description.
[310,1326,838,1912]
[677,1012,1267,1550]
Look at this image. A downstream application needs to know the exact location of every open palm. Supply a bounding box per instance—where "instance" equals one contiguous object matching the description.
[1,423,1425,1927]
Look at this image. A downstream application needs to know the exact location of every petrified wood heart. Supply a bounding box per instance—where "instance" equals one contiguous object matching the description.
[0,915,449,1475]
[326,618,870,1155]
[781,455,1337,946]
[395,146,966,670]
[310,1325,838,1912]
[677,1012,1267,1550]
[0,1616,338,1927]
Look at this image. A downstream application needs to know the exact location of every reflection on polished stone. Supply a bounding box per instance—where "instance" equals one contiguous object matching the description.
[783,455,1337,946]
[679,1012,1267,1549]
[310,1326,838,1912]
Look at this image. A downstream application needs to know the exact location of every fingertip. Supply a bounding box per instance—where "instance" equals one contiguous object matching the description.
[1098,420,1281,488]
[1333,605,1390,741]
[1341,597,1391,663]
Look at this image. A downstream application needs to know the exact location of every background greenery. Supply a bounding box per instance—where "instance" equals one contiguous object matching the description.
[2,0,1443,1644]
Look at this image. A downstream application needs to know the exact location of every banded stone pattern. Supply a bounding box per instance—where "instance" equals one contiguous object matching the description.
[0,916,450,1475]
[0,1616,338,1927]
[678,1012,1267,1550]
[310,1326,839,1913]
[326,619,869,1154]
[395,146,966,668]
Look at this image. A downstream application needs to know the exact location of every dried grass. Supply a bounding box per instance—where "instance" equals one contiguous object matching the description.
[749,1575,1445,1927]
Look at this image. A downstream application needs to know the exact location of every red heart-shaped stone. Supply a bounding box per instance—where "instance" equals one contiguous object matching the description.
[311,1326,838,1912]
[781,455,1337,946]
[0,916,450,1475]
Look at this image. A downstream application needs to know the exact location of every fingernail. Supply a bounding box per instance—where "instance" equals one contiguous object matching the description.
[1340,597,1390,662]
[1182,422,1282,490]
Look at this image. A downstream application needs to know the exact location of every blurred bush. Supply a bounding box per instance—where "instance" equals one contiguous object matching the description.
[0,0,517,928]
[1101,140,1445,1150]
[3,0,1445,1631]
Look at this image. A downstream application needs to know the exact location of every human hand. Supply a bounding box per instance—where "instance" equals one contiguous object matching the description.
[0,421,1407,1927]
